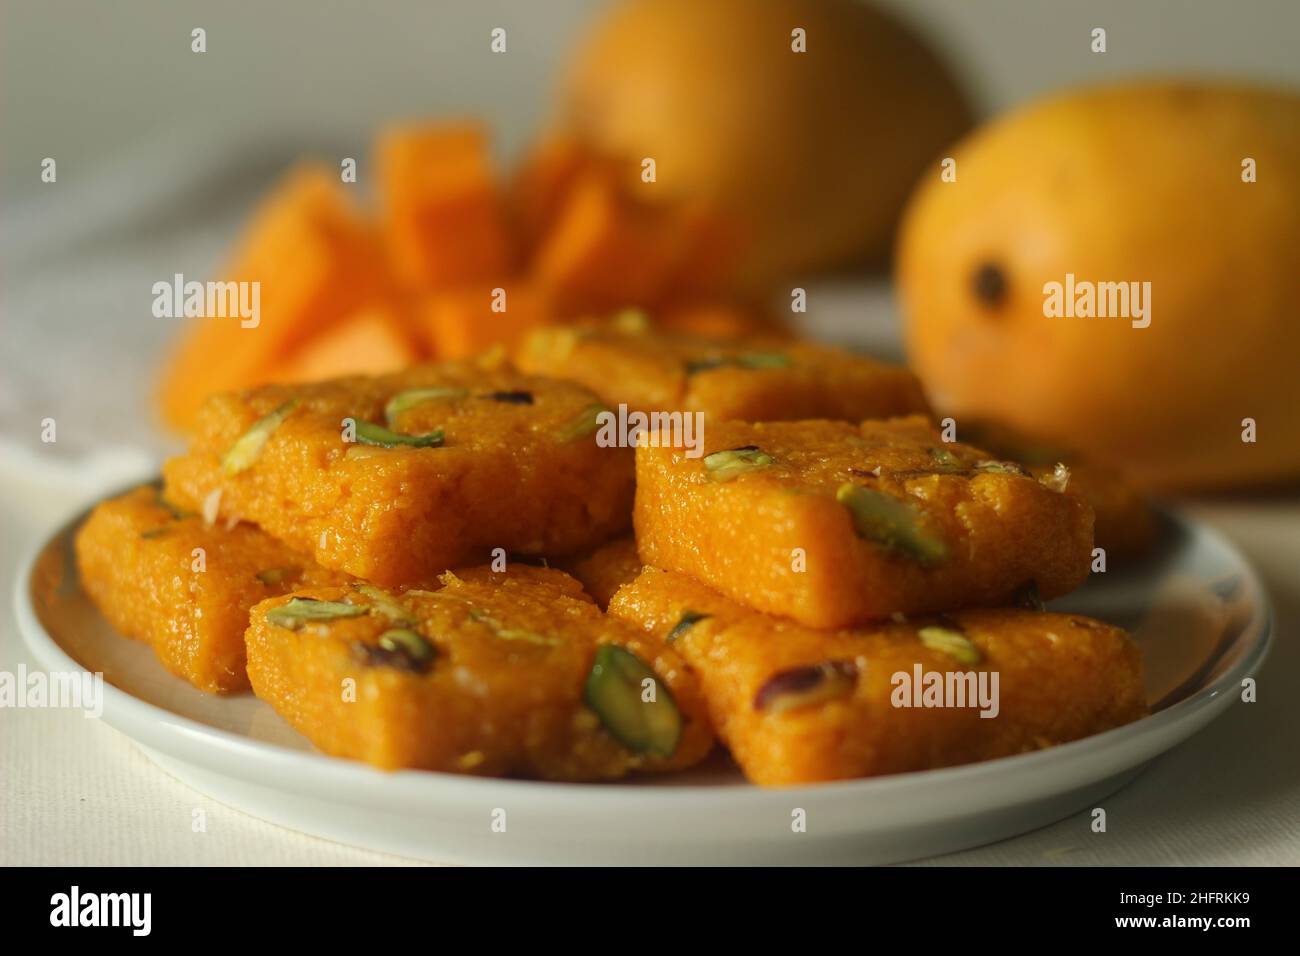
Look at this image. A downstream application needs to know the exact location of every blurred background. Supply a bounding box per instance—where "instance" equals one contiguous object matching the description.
[2,0,1298,490]
[7,0,1300,198]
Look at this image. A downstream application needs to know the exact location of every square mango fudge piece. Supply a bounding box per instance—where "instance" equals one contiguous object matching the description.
[162,361,634,587]
[245,565,714,778]
[74,485,348,693]
[515,323,929,423]
[959,419,1156,561]
[634,415,1094,628]
[609,569,1145,786]
[556,534,643,609]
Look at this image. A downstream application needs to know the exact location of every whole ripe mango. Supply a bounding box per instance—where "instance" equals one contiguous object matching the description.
[559,0,972,287]
[898,81,1300,491]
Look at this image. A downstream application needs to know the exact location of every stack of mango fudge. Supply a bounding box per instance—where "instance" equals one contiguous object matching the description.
[76,326,1148,786]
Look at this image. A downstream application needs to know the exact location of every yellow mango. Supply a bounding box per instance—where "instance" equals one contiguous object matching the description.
[899,81,1300,490]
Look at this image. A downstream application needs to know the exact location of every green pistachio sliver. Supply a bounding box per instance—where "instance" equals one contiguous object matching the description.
[917,625,982,665]
[265,597,367,631]
[352,583,415,625]
[684,356,728,375]
[555,403,610,442]
[383,387,469,426]
[496,627,560,645]
[467,608,558,645]
[685,352,792,375]
[376,628,436,670]
[929,445,963,468]
[140,526,173,540]
[585,645,682,757]
[835,483,949,566]
[611,307,651,334]
[222,400,300,475]
[350,418,444,449]
[256,567,300,587]
[667,610,710,643]
[703,445,775,482]
[975,459,1032,478]
[738,351,791,369]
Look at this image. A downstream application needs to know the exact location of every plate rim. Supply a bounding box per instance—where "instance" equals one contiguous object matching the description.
[14,501,1273,809]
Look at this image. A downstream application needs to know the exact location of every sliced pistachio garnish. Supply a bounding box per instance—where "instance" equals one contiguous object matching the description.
[917,625,982,665]
[540,327,582,360]
[384,387,468,425]
[483,390,533,405]
[467,608,558,645]
[1012,580,1045,611]
[685,351,792,375]
[222,399,299,475]
[928,445,963,469]
[555,403,609,442]
[349,418,444,449]
[585,645,682,757]
[356,628,436,673]
[835,483,949,566]
[753,660,858,714]
[703,445,775,482]
[255,567,301,587]
[352,582,415,625]
[139,526,173,540]
[611,307,651,333]
[667,610,710,643]
[265,597,367,631]
[738,351,791,369]
[685,356,728,375]
[975,459,1032,478]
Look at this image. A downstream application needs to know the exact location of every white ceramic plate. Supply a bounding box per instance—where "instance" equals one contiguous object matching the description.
[16,502,1271,865]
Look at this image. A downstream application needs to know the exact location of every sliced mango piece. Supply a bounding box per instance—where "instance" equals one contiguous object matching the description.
[158,165,387,431]
[279,307,423,383]
[530,175,689,315]
[416,282,557,360]
[377,122,512,289]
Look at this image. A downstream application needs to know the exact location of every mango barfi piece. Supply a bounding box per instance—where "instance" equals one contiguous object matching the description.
[557,535,643,609]
[959,420,1156,561]
[609,568,1146,786]
[245,565,714,777]
[377,122,513,289]
[74,486,347,693]
[158,165,389,431]
[635,416,1095,628]
[655,300,781,340]
[516,324,928,423]
[162,361,634,587]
